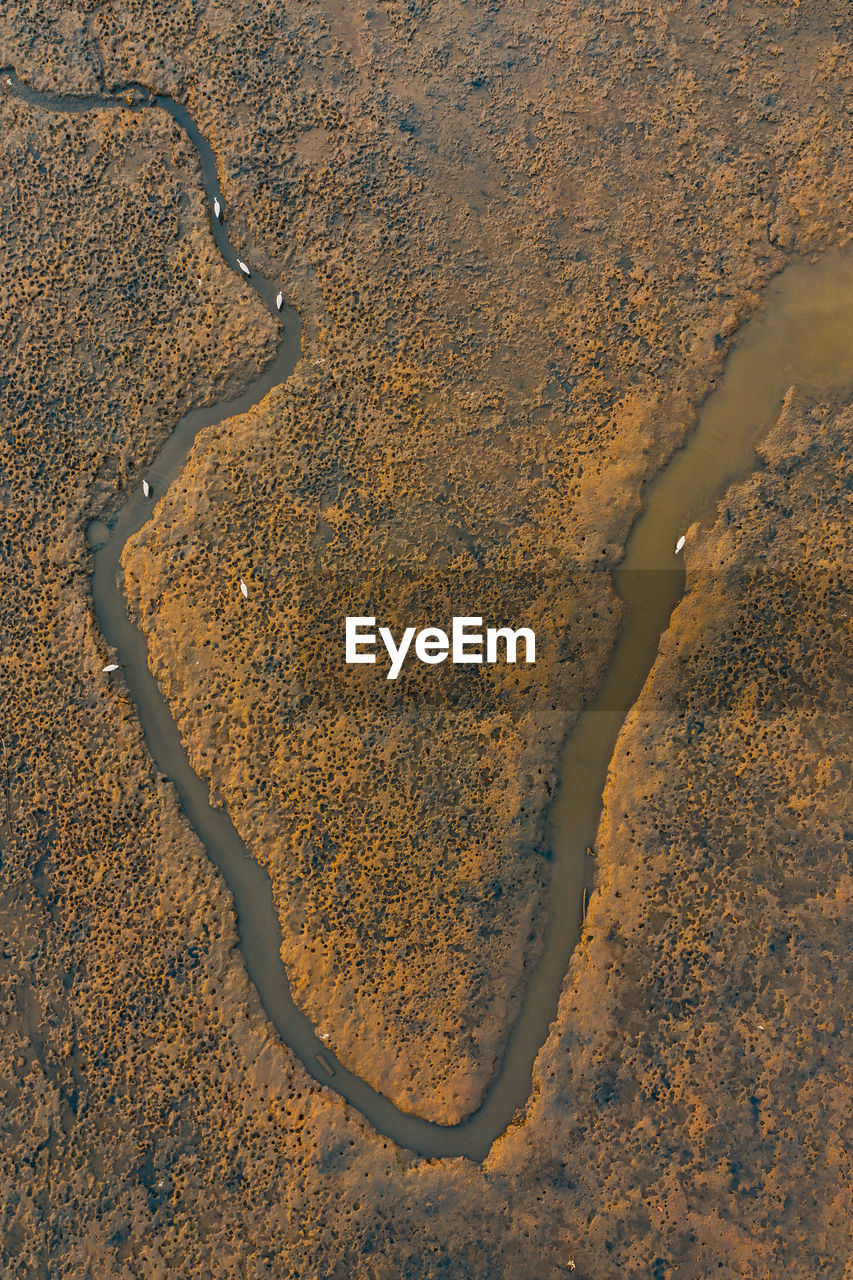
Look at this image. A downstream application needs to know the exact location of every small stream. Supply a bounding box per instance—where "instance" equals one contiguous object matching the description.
[6,67,853,1162]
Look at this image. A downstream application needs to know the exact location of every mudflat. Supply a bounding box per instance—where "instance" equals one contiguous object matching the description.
[1,2,850,1277]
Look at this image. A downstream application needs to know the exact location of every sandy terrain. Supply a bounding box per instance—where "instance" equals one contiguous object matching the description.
[0,0,850,1275]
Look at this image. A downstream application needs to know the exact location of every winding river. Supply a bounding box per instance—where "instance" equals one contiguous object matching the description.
[7,67,853,1162]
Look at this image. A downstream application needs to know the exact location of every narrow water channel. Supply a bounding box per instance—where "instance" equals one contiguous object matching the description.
[6,67,853,1162]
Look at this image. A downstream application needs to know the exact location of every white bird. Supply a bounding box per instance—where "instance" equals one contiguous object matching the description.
[275,290,283,311]
[213,196,222,221]
[142,479,151,498]
[675,534,686,555]
[102,663,120,673]
[237,259,251,277]
[240,579,248,598]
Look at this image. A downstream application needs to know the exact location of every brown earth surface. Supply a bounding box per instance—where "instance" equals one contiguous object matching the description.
[494,392,852,1277]
[1,1,851,1276]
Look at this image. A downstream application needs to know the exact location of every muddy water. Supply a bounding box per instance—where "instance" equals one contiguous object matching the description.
[499,245,853,1140]
[6,68,853,1161]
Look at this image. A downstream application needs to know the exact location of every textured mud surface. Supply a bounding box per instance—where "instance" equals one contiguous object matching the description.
[1,0,851,1276]
[495,393,853,1276]
[116,0,853,1122]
